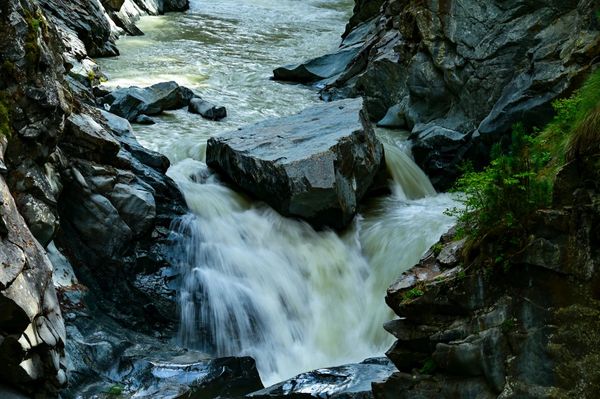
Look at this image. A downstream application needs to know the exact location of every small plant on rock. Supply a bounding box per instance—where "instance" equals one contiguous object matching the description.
[402,286,425,303]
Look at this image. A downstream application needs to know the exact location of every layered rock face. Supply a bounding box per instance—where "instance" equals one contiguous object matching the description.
[374,153,600,396]
[0,0,69,395]
[276,0,600,189]
[39,0,189,58]
[0,0,192,396]
[0,174,67,397]
[206,98,384,229]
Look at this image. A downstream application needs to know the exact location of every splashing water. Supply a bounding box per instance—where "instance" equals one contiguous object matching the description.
[168,129,456,384]
[98,0,457,386]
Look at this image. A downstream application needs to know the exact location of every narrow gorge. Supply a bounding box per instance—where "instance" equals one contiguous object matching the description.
[0,0,599,398]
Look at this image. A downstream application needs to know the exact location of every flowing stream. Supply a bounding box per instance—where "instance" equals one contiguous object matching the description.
[99,0,457,386]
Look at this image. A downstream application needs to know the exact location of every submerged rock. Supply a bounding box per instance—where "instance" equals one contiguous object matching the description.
[101,81,195,122]
[249,358,396,398]
[188,97,227,121]
[206,98,384,229]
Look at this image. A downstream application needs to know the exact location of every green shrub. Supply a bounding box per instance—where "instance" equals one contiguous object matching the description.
[448,124,552,263]
[448,69,600,268]
[402,287,424,303]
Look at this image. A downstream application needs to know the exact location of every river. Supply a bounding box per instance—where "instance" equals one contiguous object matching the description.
[98,0,457,386]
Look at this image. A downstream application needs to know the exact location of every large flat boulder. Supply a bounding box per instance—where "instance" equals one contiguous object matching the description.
[206,98,384,229]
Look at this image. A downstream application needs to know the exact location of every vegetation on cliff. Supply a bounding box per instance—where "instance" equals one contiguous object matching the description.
[450,68,600,269]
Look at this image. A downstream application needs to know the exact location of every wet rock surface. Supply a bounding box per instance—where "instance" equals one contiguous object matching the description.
[40,0,189,58]
[206,98,384,229]
[59,289,263,399]
[1,0,192,395]
[100,81,195,122]
[277,0,600,190]
[0,176,67,397]
[188,97,227,120]
[249,358,395,399]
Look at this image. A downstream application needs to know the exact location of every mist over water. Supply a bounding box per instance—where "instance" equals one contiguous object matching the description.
[99,0,457,385]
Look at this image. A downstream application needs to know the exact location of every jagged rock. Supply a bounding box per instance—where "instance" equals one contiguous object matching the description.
[102,0,126,12]
[0,177,67,396]
[206,98,384,229]
[61,305,263,399]
[163,0,189,12]
[249,358,396,399]
[373,372,496,399]
[375,190,600,399]
[273,45,364,84]
[14,193,58,247]
[278,0,600,189]
[109,182,156,236]
[188,98,227,121]
[64,113,121,160]
[39,0,120,57]
[101,81,195,122]
[100,110,170,173]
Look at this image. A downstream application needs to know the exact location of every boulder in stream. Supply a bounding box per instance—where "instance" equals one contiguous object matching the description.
[188,97,227,120]
[206,98,384,230]
[100,81,195,122]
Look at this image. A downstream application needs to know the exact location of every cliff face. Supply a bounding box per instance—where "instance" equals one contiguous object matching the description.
[373,116,600,397]
[0,0,189,396]
[276,0,600,190]
[0,0,68,396]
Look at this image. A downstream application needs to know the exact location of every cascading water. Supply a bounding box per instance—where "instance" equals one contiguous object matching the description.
[98,0,457,385]
[168,134,456,384]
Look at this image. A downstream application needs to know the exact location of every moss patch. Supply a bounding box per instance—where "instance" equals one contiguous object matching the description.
[0,93,11,139]
[22,8,49,73]
[549,304,600,398]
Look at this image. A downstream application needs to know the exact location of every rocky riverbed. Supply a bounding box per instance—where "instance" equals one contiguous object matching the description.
[0,0,599,398]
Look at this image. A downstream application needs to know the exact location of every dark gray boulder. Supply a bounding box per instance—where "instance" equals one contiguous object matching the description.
[135,114,157,125]
[101,81,195,122]
[59,291,263,399]
[188,97,227,120]
[273,45,364,84]
[206,98,384,229]
[409,125,469,190]
[248,358,396,399]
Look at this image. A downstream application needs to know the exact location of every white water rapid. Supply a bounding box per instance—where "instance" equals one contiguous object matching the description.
[99,0,457,386]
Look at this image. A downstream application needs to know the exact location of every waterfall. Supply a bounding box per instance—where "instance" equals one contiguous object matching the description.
[96,0,456,385]
[170,135,456,385]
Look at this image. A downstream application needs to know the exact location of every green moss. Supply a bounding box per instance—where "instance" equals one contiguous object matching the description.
[401,287,424,303]
[431,242,444,256]
[1,60,17,80]
[419,358,437,374]
[549,304,600,398]
[105,384,124,396]
[0,93,11,139]
[87,69,96,85]
[500,318,516,334]
[22,8,47,72]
